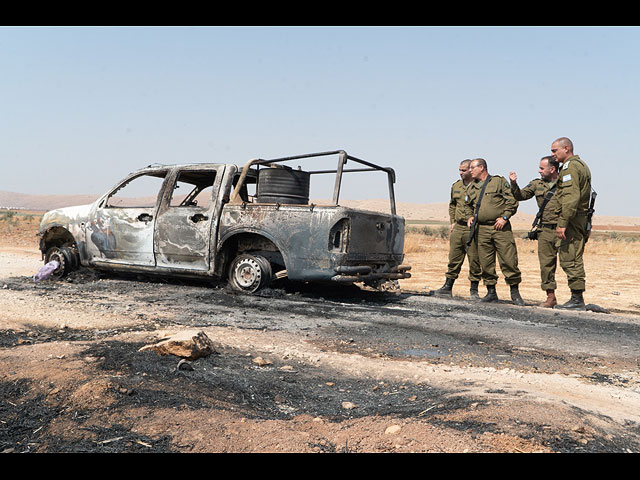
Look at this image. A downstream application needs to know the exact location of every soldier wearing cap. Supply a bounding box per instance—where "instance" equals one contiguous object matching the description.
[550,137,592,310]
[429,159,482,299]
[509,156,560,307]
[464,158,524,306]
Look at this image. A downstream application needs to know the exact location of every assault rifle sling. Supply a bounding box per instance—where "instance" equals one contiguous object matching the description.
[529,184,557,233]
[466,175,492,248]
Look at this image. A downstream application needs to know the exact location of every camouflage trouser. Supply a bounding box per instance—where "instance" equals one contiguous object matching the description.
[557,214,587,291]
[475,223,521,286]
[537,226,559,291]
[445,223,481,282]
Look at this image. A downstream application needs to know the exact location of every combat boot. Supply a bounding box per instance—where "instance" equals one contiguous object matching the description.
[540,289,557,308]
[510,284,525,306]
[555,290,586,310]
[469,281,480,300]
[481,284,498,303]
[428,278,454,297]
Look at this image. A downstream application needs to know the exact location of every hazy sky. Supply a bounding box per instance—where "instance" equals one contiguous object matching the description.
[1,26,639,216]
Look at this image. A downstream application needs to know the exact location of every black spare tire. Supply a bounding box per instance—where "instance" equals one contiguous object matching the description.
[257,167,310,205]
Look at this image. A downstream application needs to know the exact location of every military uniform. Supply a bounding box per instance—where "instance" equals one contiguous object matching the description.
[445,179,481,283]
[511,178,559,291]
[465,175,521,288]
[556,155,591,292]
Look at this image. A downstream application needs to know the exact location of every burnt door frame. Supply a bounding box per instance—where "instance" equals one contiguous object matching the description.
[154,165,226,271]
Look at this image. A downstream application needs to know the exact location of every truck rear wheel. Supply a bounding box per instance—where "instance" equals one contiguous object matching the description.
[228,254,272,293]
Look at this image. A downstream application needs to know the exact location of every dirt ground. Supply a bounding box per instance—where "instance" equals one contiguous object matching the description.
[1,216,640,453]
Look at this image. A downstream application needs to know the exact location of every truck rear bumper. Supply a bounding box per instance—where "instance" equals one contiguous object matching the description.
[331,264,411,283]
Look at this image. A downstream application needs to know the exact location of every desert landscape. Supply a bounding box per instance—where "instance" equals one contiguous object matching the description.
[4,194,637,315]
[2,196,640,453]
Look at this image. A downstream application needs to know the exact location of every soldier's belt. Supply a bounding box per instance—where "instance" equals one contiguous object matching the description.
[541,223,557,229]
[456,220,468,226]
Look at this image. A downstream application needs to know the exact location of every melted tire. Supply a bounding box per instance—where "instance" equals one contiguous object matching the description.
[45,246,75,279]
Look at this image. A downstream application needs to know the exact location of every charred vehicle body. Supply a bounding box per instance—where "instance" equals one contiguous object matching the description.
[37,150,411,292]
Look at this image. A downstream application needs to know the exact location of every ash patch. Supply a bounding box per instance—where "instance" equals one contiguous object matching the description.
[0,323,158,347]
[0,336,486,453]
[83,339,472,422]
[312,317,579,376]
[0,375,170,453]
[0,378,55,453]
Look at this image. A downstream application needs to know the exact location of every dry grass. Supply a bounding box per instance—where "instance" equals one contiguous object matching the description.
[0,210,43,249]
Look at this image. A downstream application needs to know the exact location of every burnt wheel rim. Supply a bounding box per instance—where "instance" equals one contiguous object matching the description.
[45,247,67,279]
[232,257,263,291]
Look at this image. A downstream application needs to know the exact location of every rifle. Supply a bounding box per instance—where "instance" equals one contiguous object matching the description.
[466,175,492,249]
[585,189,597,243]
[527,184,556,241]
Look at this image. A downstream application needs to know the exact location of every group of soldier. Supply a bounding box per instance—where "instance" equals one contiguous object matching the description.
[428,136,593,311]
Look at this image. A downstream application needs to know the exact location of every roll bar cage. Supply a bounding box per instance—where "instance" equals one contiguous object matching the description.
[229,150,398,215]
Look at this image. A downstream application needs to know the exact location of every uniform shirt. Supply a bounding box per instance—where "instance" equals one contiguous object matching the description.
[555,155,592,228]
[448,179,472,224]
[510,178,559,225]
[464,175,519,223]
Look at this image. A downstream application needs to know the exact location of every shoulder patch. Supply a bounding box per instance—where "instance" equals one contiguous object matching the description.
[562,174,572,182]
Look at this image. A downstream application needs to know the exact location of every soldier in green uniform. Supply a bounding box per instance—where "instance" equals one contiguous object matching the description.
[429,159,482,298]
[509,156,560,307]
[464,158,524,306]
[550,137,592,310]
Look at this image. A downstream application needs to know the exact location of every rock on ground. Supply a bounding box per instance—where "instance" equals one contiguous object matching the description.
[139,330,218,360]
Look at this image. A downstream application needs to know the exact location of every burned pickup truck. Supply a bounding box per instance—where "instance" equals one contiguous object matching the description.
[37,150,411,293]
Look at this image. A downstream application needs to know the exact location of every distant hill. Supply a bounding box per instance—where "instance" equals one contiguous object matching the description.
[0,192,480,222]
[0,191,99,212]
[1,191,638,229]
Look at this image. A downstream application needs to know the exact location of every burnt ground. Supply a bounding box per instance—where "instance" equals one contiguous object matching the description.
[2,267,640,453]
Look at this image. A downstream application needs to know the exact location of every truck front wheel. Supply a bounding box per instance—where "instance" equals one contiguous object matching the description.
[44,246,78,279]
[228,254,272,293]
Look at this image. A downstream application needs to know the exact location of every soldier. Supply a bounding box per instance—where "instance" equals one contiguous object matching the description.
[465,158,524,306]
[509,156,560,307]
[550,137,592,310]
[429,160,482,298]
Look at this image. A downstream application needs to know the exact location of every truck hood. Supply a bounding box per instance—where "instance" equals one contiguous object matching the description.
[38,203,94,233]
